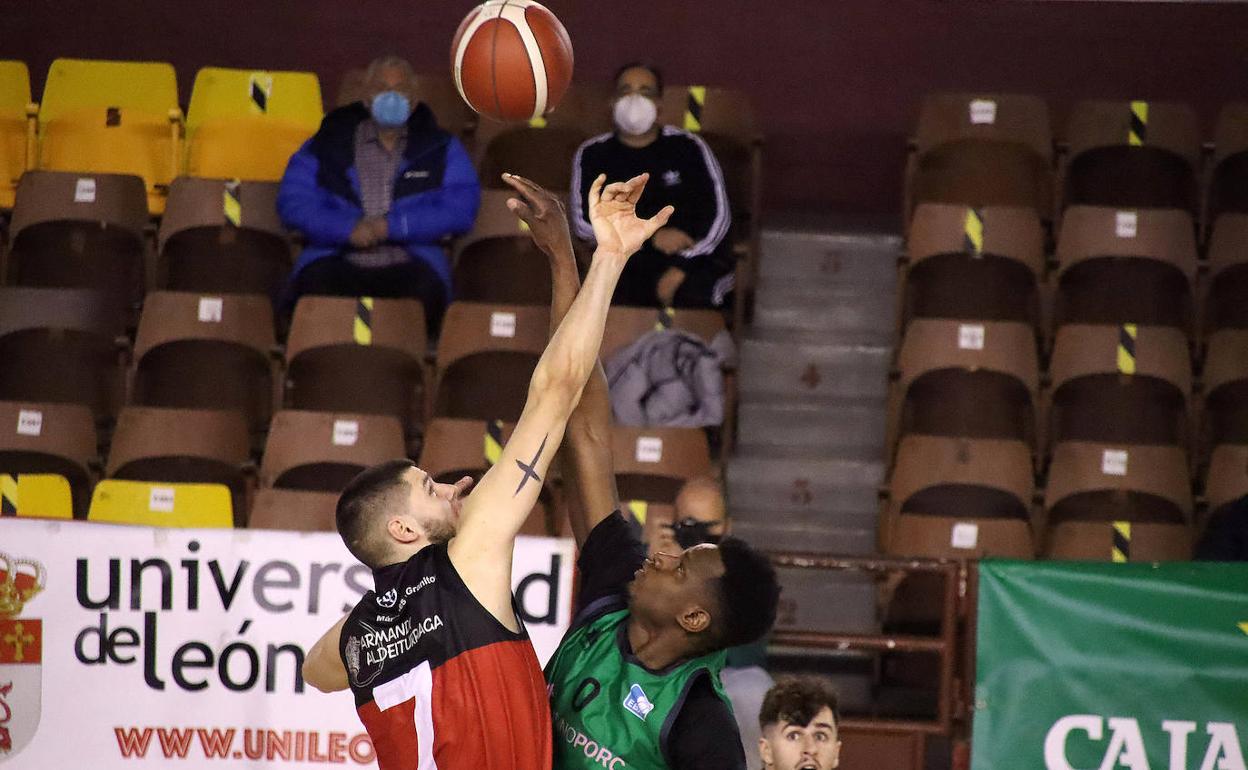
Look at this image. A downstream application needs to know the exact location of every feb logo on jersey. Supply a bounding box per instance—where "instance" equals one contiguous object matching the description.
[623,684,655,722]
[377,588,398,609]
[0,552,45,763]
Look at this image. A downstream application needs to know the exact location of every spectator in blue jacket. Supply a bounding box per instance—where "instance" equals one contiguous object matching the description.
[278,56,480,336]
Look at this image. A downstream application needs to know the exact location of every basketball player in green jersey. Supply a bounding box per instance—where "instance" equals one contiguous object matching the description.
[502,174,781,770]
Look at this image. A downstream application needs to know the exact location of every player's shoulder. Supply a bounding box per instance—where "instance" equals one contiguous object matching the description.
[660,124,706,147]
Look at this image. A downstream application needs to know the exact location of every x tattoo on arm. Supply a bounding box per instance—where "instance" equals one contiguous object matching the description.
[513,434,549,496]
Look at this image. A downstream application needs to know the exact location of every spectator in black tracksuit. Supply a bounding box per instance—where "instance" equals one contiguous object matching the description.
[570,63,734,310]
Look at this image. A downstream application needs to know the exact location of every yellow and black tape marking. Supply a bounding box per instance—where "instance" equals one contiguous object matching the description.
[963,207,985,256]
[684,86,706,133]
[353,297,374,346]
[0,474,16,516]
[484,420,505,466]
[626,499,648,525]
[223,179,242,227]
[1112,521,1132,562]
[1129,101,1148,147]
[1117,323,1138,376]
[250,72,273,115]
[654,307,676,331]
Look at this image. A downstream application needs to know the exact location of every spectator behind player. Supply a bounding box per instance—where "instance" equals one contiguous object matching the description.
[277,55,480,336]
[759,676,843,770]
[637,475,775,763]
[570,63,734,310]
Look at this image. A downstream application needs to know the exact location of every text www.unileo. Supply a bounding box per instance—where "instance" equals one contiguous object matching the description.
[113,727,375,764]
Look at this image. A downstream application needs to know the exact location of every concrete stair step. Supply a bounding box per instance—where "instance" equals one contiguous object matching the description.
[737,399,887,457]
[759,228,901,286]
[731,518,875,556]
[753,280,896,341]
[726,454,883,517]
[739,337,891,401]
[773,569,878,635]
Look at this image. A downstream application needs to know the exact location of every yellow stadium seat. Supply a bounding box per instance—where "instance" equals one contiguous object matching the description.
[0,474,73,520]
[88,479,233,528]
[0,61,33,209]
[37,58,181,214]
[185,67,323,182]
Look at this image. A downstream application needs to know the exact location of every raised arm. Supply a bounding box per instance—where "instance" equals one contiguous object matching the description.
[501,174,622,547]
[446,173,672,623]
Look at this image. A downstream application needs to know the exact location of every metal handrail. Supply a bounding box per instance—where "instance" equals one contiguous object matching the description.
[767,552,968,736]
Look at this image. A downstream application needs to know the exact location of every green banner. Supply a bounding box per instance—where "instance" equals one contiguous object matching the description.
[972,560,1248,770]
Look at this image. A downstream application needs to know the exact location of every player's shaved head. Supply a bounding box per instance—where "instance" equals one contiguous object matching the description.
[337,459,416,568]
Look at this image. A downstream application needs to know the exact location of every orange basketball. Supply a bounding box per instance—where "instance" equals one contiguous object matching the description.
[451,0,574,122]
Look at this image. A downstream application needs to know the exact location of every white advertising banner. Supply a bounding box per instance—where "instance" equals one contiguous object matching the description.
[0,519,576,768]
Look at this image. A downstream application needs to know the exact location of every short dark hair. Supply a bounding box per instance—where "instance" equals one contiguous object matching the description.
[336,459,415,568]
[710,537,780,649]
[612,61,664,95]
[759,676,841,731]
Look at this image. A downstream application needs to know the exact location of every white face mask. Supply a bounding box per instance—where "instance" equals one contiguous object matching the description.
[613,93,658,137]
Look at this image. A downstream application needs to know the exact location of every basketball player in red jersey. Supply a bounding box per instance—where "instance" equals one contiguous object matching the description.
[301,171,674,770]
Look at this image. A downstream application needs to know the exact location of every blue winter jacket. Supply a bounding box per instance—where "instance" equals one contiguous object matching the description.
[277,101,480,308]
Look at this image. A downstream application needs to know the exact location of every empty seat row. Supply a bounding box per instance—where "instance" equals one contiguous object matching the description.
[0,398,713,534]
[907,93,1248,227]
[0,286,728,438]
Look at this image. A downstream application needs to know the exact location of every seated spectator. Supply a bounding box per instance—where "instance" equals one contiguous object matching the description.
[570,63,734,310]
[644,475,729,555]
[759,676,843,770]
[277,56,480,336]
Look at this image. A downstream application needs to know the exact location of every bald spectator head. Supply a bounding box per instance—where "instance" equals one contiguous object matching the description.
[645,476,729,556]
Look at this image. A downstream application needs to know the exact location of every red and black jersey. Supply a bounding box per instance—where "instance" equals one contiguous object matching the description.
[340,543,551,770]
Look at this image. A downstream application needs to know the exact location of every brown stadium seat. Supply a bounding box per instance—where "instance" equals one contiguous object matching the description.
[1044,520,1192,562]
[0,400,97,518]
[1046,324,1191,451]
[434,302,549,422]
[336,70,476,140]
[285,296,428,437]
[1061,100,1200,214]
[659,85,762,245]
[249,487,338,532]
[890,318,1039,452]
[1053,206,1197,333]
[903,203,1045,327]
[452,189,552,305]
[1203,214,1248,335]
[418,417,553,536]
[1208,103,1248,227]
[474,83,614,192]
[1200,329,1248,451]
[7,170,148,316]
[260,410,405,492]
[600,305,729,365]
[905,93,1054,221]
[158,177,290,297]
[130,292,277,435]
[0,287,126,420]
[882,434,1035,559]
[610,426,712,505]
[106,406,251,523]
[1044,440,1192,527]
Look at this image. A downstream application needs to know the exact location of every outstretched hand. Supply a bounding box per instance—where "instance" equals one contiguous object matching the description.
[501,173,573,260]
[586,173,674,261]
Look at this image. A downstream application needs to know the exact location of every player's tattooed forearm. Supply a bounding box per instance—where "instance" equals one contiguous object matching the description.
[513,434,549,496]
